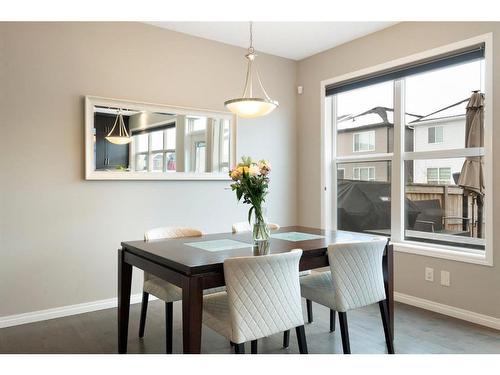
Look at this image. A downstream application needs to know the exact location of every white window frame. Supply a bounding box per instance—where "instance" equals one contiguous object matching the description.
[428,126,444,144]
[320,33,493,266]
[353,166,375,181]
[132,128,176,173]
[353,130,376,152]
[426,167,451,185]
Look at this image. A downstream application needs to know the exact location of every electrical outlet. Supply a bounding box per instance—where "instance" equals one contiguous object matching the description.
[425,267,434,282]
[441,270,450,286]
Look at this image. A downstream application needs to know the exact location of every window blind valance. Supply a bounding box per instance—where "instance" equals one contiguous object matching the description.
[325,44,484,96]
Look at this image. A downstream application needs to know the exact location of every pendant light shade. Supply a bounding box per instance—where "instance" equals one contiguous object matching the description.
[105,109,131,145]
[224,22,279,118]
[225,98,278,118]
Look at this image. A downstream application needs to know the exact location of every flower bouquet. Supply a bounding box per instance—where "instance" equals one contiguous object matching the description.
[229,156,272,243]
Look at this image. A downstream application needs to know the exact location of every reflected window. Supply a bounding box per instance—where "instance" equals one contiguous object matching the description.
[195,141,206,173]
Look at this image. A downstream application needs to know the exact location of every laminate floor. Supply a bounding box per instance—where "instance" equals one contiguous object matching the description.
[1,300,499,354]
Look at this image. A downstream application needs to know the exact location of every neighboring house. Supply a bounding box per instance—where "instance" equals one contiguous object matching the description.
[409,99,469,185]
[337,107,419,182]
[337,99,469,185]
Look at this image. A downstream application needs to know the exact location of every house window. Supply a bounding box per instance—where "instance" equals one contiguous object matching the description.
[337,168,345,180]
[353,131,375,152]
[426,167,451,184]
[326,42,487,257]
[428,126,444,144]
[353,167,375,181]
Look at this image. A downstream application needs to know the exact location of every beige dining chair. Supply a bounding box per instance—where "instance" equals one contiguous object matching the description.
[203,249,308,354]
[299,239,394,354]
[231,221,280,233]
[232,221,314,344]
[139,226,225,353]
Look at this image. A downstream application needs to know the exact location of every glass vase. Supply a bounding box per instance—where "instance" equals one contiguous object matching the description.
[252,208,270,244]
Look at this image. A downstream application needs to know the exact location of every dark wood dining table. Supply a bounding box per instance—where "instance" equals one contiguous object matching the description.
[118,226,394,354]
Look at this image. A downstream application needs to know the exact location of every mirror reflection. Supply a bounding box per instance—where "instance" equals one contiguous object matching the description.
[90,102,233,177]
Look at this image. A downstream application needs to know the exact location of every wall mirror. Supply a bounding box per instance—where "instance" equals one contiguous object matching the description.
[85,96,236,180]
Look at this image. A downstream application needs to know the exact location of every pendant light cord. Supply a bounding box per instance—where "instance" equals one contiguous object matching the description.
[239,21,274,102]
[249,21,254,53]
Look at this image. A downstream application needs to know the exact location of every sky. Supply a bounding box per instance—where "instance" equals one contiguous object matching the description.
[336,59,484,126]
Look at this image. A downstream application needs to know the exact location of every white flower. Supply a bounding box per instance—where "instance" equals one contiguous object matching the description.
[249,164,260,176]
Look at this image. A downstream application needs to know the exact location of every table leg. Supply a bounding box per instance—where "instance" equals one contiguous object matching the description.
[182,276,204,354]
[118,249,132,354]
[383,243,394,339]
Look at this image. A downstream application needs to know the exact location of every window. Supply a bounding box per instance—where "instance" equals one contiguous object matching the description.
[353,167,375,181]
[326,41,488,259]
[194,141,206,173]
[337,168,345,180]
[353,131,375,152]
[428,126,443,144]
[426,167,451,184]
[132,125,176,172]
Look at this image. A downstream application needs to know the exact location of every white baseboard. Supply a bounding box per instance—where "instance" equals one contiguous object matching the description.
[0,293,157,329]
[2,291,498,331]
[395,292,500,331]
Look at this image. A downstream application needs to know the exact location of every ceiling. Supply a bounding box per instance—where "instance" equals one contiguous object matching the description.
[148,22,397,60]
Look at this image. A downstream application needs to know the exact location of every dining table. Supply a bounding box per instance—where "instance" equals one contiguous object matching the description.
[118,225,394,354]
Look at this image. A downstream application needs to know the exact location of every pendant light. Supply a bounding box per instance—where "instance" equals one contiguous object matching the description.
[224,22,279,118]
[105,109,131,145]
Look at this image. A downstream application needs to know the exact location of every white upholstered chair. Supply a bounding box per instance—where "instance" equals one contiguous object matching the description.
[139,226,224,353]
[231,221,314,338]
[231,221,280,233]
[203,249,308,354]
[300,239,394,354]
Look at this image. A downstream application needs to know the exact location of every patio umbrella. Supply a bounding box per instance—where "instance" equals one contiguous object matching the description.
[457,91,484,236]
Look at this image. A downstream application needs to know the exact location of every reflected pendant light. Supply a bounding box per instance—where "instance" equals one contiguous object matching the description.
[224,22,279,118]
[105,109,131,145]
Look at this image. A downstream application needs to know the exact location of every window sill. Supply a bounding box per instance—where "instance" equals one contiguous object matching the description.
[393,241,493,266]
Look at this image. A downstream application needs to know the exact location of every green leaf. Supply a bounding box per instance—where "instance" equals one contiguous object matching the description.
[247,206,254,224]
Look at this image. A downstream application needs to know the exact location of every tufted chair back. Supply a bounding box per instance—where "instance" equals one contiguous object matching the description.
[223,249,303,343]
[144,227,203,241]
[327,239,387,312]
[231,221,280,233]
[143,227,202,282]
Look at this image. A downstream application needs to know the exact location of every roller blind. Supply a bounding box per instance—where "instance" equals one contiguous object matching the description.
[325,44,484,97]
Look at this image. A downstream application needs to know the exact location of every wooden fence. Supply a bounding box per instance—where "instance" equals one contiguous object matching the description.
[406,183,481,237]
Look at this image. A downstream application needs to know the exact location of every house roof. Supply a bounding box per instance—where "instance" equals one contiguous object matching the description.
[409,98,468,124]
[338,98,470,132]
[338,106,421,132]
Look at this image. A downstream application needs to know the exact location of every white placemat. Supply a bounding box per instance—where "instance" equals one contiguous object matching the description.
[184,239,252,252]
[270,231,325,242]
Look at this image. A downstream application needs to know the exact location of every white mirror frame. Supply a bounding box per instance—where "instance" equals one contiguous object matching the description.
[85,95,237,180]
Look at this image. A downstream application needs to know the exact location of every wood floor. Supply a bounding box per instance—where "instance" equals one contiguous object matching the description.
[1,300,499,354]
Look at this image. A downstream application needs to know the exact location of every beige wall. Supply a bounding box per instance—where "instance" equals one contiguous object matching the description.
[0,22,297,316]
[297,22,500,318]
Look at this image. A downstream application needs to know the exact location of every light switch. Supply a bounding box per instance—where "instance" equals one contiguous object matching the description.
[425,267,434,282]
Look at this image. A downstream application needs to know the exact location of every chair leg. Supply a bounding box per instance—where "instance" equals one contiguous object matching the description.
[295,325,308,354]
[283,330,290,348]
[330,309,336,332]
[251,340,258,354]
[306,299,313,323]
[379,300,395,354]
[338,312,351,354]
[138,292,149,338]
[165,301,173,354]
[234,343,245,354]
